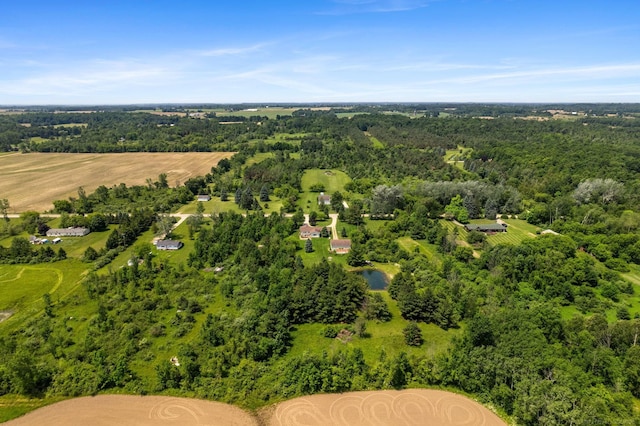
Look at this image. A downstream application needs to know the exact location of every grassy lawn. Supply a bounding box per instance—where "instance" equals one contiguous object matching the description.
[255,132,308,146]
[287,292,461,364]
[295,236,349,267]
[245,152,274,167]
[212,107,299,119]
[397,237,442,265]
[444,146,472,170]
[441,218,539,249]
[44,228,112,259]
[299,169,351,213]
[179,197,284,215]
[369,136,384,149]
[487,219,540,246]
[0,260,89,332]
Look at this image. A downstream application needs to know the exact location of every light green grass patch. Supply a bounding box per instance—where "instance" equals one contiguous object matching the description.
[397,237,441,265]
[444,146,472,170]
[245,152,274,167]
[0,260,88,331]
[0,395,68,423]
[287,292,460,364]
[369,136,384,149]
[53,123,88,128]
[301,169,351,193]
[214,107,298,119]
[487,219,539,246]
[334,112,369,119]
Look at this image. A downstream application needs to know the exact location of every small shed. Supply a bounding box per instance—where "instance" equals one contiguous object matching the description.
[155,240,184,250]
[197,194,211,202]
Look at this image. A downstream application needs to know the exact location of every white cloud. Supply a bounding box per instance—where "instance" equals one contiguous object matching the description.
[429,63,640,85]
[319,0,431,15]
[196,43,267,57]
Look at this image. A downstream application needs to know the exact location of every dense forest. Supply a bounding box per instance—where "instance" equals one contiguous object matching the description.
[2,104,640,424]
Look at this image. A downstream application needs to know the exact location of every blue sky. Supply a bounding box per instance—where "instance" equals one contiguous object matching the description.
[0,0,638,104]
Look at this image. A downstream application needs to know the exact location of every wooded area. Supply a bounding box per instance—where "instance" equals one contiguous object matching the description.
[1,104,640,424]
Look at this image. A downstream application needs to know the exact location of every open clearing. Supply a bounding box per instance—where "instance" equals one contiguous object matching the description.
[5,390,506,426]
[299,169,351,212]
[0,152,233,212]
[0,261,88,330]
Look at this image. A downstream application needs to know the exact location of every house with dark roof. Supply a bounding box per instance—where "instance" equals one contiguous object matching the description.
[299,224,323,239]
[330,239,351,254]
[318,192,331,205]
[155,240,184,250]
[46,227,90,237]
[464,223,507,233]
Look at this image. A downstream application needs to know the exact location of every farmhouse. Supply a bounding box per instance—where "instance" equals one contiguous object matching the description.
[46,227,90,237]
[299,224,323,239]
[330,239,352,254]
[464,223,507,233]
[197,194,211,202]
[155,240,183,250]
[318,192,331,205]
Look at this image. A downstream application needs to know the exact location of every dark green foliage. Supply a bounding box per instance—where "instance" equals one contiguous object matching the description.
[259,185,270,202]
[364,293,391,321]
[466,230,486,245]
[304,238,313,253]
[403,322,423,346]
[308,210,317,226]
[4,109,640,423]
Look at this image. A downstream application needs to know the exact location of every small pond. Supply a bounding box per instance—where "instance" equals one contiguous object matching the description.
[361,269,388,290]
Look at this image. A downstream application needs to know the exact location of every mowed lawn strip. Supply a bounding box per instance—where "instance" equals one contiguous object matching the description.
[0,152,234,212]
[299,169,351,212]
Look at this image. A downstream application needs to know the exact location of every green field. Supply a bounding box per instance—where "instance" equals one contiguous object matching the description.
[0,260,88,331]
[442,218,539,248]
[487,219,540,246]
[444,146,472,170]
[299,169,351,212]
[287,292,461,364]
[209,107,299,119]
[397,236,441,265]
[252,132,308,147]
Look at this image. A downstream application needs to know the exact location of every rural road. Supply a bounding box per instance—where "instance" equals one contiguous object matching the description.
[328,213,338,240]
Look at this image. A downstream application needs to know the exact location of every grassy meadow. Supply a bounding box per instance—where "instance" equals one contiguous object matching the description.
[299,169,351,212]
[287,291,461,364]
[0,260,89,332]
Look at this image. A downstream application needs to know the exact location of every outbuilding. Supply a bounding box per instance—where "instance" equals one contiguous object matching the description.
[155,240,184,250]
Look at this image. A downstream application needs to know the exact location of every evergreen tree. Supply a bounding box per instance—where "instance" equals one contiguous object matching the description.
[403,322,423,346]
[220,187,228,202]
[309,211,318,226]
[234,187,242,205]
[260,185,270,202]
[305,238,313,253]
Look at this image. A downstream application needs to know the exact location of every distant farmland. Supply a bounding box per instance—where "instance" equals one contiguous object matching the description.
[0,152,233,212]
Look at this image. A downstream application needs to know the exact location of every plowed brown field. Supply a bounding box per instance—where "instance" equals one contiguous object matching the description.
[4,390,506,426]
[0,152,232,212]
